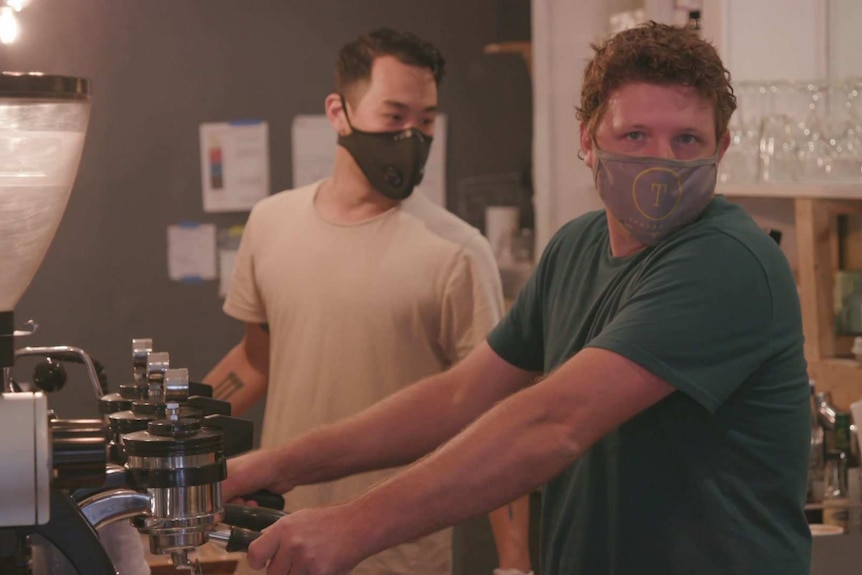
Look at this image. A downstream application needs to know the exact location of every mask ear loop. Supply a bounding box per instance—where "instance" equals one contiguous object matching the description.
[339,94,356,132]
[581,136,603,162]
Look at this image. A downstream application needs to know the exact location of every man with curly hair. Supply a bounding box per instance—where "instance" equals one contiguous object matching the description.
[223,22,811,575]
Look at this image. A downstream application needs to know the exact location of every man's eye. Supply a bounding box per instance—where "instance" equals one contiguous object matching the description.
[678,134,699,145]
[387,114,403,122]
[624,132,643,141]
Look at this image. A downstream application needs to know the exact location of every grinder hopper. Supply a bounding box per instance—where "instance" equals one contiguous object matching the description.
[0,72,91,367]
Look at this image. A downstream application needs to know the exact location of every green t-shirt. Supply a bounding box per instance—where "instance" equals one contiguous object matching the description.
[488,197,811,575]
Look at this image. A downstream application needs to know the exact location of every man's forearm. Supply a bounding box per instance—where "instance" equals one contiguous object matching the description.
[203,341,268,416]
[348,376,577,560]
[222,367,478,501]
[272,344,534,489]
[489,496,532,572]
[276,370,479,487]
[343,348,674,560]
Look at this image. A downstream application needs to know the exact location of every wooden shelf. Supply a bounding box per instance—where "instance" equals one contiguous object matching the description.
[483,41,532,78]
[719,183,862,200]
[795,196,862,410]
[808,358,862,409]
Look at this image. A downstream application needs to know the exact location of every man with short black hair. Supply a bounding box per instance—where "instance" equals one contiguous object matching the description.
[206,28,532,575]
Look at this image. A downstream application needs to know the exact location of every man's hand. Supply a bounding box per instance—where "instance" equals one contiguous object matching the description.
[222,448,296,503]
[247,506,366,575]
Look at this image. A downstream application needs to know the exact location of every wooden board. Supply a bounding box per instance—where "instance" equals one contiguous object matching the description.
[808,358,862,411]
[796,198,840,361]
[150,560,238,575]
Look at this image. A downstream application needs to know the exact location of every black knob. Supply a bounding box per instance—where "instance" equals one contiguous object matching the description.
[33,358,67,392]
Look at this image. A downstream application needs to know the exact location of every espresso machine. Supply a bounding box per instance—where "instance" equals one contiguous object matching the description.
[0,71,111,575]
[11,337,285,575]
[0,73,284,574]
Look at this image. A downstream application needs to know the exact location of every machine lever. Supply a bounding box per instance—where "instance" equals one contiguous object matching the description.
[12,320,38,337]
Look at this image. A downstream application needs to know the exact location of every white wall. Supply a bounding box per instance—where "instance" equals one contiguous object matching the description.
[531,0,603,251]
[830,0,862,79]
[715,0,827,81]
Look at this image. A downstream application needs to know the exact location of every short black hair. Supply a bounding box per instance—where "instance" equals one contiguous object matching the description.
[335,28,446,104]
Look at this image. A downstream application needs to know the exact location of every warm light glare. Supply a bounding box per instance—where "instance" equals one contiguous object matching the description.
[0,7,18,44]
[6,0,27,12]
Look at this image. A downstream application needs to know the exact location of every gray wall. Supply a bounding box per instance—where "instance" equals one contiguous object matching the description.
[3,0,531,415]
[2,1,532,573]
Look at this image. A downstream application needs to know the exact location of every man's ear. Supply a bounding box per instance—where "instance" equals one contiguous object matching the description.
[717,130,731,162]
[325,93,350,136]
[579,123,595,169]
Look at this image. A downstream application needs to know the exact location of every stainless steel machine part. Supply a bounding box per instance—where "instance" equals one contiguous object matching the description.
[170,549,202,575]
[131,339,153,388]
[165,368,190,403]
[124,414,226,565]
[14,345,104,398]
[78,488,150,529]
[146,351,170,404]
[206,530,231,547]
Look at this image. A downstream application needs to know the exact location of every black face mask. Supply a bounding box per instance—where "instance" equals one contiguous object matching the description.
[337,96,433,200]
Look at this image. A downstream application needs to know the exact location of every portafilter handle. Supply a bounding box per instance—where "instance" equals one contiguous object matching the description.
[209,503,288,553]
[240,489,285,510]
[208,526,263,553]
[223,503,287,532]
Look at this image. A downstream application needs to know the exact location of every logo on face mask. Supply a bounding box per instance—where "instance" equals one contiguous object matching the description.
[592,147,718,246]
[337,95,433,201]
[631,167,683,221]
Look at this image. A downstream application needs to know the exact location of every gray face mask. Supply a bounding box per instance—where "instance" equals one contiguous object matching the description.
[592,147,719,246]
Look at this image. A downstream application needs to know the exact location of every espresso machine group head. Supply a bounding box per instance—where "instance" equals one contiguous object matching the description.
[111,348,230,571]
[80,340,271,575]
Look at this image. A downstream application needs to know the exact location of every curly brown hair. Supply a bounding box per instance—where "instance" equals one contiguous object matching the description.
[577,22,736,139]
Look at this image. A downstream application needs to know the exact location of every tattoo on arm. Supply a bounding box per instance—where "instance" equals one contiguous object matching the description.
[214,371,244,400]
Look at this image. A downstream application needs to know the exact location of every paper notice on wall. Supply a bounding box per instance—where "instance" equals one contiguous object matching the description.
[200,121,270,212]
[291,115,338,189]
[291,114,447,207]
[167,222,217,281]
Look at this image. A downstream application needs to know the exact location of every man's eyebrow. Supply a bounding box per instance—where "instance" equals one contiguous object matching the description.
[382,100,438,113]
[615,123,708,134]
[676,125,709,133]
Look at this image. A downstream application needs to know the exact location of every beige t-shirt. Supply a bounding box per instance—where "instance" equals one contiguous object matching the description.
[224,181,503,575]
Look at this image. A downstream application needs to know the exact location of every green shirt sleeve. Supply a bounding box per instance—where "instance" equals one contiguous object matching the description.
[587,231,774,413]
[486,233,561,372]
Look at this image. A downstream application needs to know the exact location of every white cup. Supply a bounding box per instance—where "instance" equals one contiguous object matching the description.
[485,206,520,263]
